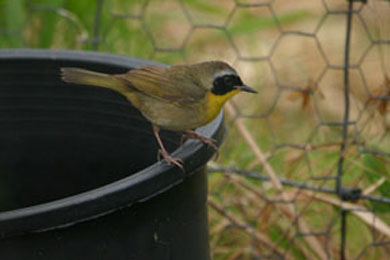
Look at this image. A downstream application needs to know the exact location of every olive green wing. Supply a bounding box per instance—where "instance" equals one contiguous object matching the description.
[117,66,206,104]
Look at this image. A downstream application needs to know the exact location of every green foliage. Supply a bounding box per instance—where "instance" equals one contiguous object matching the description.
[362,153,390,212]
[363,153,389,181]
[102,18,153,57]
[185,0,226,15]
[29,0,63,6]
[4,0,25,30]
[0,0,26,47]
[152,51,184,65]
[278,11,311,27]
[228,11,310,36]
[268,226,306,259]
[0,0,312,61]
[66,0,97,31]
[40,1,64,47]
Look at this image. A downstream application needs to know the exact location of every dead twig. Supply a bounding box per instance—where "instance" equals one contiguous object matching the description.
[208,198,292,260]
[226,102,328,260]
[299,191,390,238]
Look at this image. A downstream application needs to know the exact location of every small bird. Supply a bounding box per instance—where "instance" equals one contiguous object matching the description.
[61,61,257,167]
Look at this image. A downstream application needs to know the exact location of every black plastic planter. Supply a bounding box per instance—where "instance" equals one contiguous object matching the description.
[0,49,224,260]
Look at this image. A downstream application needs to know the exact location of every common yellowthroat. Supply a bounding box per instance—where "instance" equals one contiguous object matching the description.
[61,61,257,167]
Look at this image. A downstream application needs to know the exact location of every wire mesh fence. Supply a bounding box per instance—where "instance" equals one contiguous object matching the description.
[1,0,390,259]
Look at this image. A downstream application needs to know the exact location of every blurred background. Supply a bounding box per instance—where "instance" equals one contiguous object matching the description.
[1,0,390,259]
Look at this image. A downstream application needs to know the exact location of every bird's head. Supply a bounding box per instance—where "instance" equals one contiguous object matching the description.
[194,61,257,107]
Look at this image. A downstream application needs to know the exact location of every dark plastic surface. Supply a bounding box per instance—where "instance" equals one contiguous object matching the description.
[0,49,225,260]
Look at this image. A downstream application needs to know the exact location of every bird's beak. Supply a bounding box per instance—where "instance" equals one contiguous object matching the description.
[237,85,258,93]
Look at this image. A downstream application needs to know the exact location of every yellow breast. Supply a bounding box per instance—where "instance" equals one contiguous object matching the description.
[204,89,240,124]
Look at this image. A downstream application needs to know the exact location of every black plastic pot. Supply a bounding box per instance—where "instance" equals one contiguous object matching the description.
[0,49,224,260]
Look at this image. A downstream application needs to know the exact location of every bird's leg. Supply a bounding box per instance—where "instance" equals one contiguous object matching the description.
[182,130,218,151]
[153,125,183,168]
[181,130,219,159]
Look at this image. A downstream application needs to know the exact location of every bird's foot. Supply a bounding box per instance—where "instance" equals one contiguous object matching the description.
[181,130,219,159]
[158,149,184,169]
[181,130,218,150]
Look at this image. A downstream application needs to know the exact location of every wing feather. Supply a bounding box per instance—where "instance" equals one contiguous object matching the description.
[118,66,206,103]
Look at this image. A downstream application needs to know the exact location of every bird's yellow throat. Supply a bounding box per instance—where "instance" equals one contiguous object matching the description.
[205,89,240,122]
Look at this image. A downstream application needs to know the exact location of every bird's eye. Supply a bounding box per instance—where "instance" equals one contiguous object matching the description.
[212,74,242,95]
[224,76,235,86]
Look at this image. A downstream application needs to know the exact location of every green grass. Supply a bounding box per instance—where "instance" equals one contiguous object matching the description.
[0,0,25,47]
[185,0,227,16]
[228,10,311,36]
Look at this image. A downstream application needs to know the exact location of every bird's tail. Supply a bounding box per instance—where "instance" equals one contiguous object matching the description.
[60,67,129,92]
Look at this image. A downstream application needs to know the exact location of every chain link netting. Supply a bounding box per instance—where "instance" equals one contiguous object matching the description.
[1,0,390,259]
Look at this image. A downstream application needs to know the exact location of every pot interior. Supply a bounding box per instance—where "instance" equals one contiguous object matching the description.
[0,55,181,212]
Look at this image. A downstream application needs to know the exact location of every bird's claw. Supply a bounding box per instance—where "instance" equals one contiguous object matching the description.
[158,149,184,169]
[182,131,219,159]
[182,131,218,150]
[197,136,218,150]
